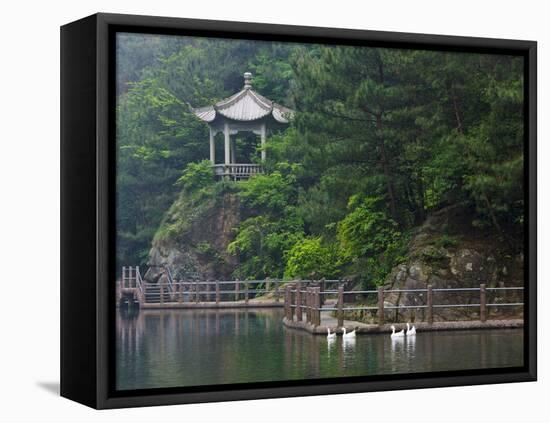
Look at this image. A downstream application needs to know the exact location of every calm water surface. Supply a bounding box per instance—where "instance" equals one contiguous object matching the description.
[116,308,523,390]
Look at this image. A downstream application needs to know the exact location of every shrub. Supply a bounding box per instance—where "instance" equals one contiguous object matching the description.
[176,160,214,192]
[284,237,340,279]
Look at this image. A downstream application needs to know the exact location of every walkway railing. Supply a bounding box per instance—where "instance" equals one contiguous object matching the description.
[164,265,176,298]
[119,266,344,306]
[120,266,145,304]
[145,279,343,305]
[121,266,139,288]
[284,283,524,327]
[120,267,524,320]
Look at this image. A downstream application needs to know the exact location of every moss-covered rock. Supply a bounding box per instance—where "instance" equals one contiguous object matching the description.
[381,205,524,322]
[144,184,244,281]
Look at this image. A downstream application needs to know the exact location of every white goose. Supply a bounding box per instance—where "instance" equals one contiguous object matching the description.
[327,328,336,340]
[342,327,356,338]
[390,325,405,338]
[406,323,417,336]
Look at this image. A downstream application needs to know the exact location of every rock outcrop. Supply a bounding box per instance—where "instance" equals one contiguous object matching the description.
[144,189,242,282]
[382,205,524,322]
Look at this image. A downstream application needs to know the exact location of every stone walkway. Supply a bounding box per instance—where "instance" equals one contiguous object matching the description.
[318,302,370,331]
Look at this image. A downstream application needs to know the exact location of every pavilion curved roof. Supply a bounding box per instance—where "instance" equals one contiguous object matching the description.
[192,73,293,124]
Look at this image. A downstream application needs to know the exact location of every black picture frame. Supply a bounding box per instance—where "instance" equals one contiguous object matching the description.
[60,12,537,409]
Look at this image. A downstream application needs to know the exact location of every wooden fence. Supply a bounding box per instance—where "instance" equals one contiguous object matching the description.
[119,266,344,306]
[284,283,524,326]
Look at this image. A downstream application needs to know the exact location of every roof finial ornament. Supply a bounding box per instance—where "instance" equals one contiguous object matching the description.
[244,72,252,89]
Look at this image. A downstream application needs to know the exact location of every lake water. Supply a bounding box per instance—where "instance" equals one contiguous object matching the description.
[116,308,524,390]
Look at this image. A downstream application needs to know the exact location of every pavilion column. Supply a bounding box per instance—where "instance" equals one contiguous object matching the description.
[231,138,236,164]
[260,123,267,162]
[209,128,215,164]
[224,123,230,165]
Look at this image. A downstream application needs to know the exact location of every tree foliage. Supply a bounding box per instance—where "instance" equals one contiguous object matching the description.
[228,167,304,279]
[285,237,340,279]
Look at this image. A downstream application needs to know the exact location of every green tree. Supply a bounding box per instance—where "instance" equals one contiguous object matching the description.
[337,195,400,260]
[284,237,340,279]
[228,167,304,279]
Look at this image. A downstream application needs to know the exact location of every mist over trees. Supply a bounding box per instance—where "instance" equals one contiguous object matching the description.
[116,33,524,287]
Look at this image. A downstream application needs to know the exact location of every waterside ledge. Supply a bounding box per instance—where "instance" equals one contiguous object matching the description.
[135,301,284,309]
[282,317,524,335]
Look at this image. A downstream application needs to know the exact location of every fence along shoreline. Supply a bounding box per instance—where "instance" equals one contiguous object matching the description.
[282,282,524,334]
[118,266,524,333]
[118,266,344,309]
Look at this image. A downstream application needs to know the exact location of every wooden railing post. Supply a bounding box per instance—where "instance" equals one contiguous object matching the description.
[320,278,326,307]
[235,282,240,302]
[284,285,290,320]
[377,286,384,326]
[178,282,183,304]
[480,283,487,322]
[337,285,344,328]
[136,266,140,288]
[160,283,164,306]
[266,278,270,295]
[304,286,310,324]
[308,287,312,325]
[310,287,315,323]
[195,282,199,303]
[427,285,433,325]
[245,282,249,304]
[275,281,280,302]
[314,287,321,326]
[296,282,302,321]
[215,281,220,304]
[306,287,312,323]
[129,266,133,288]
[290,284,296,320]
[206,282,211,302]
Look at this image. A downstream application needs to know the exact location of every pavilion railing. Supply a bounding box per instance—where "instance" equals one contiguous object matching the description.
[212,163,263,180]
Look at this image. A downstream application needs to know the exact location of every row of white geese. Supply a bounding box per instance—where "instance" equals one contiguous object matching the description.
[326,327,354,340]
[326,323,416,340]
[390,323,416,338]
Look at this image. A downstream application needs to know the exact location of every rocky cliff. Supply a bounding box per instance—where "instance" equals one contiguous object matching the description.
[144,187,243,282]
[381,205,524,322]
[145,183,524,323]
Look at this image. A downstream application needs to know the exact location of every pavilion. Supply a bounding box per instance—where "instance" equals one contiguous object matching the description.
[192,72,293,180]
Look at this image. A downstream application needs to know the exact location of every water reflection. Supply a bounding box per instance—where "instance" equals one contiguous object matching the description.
[327,337,336,357]
[390,337,405,372]
[391,336,405,352]
[116,308,524,390]
[406,335,417,357]
[341,337,357,370]
[343,337,357,355]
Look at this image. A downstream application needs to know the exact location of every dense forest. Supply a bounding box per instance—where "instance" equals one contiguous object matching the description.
[116,33,524,287]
